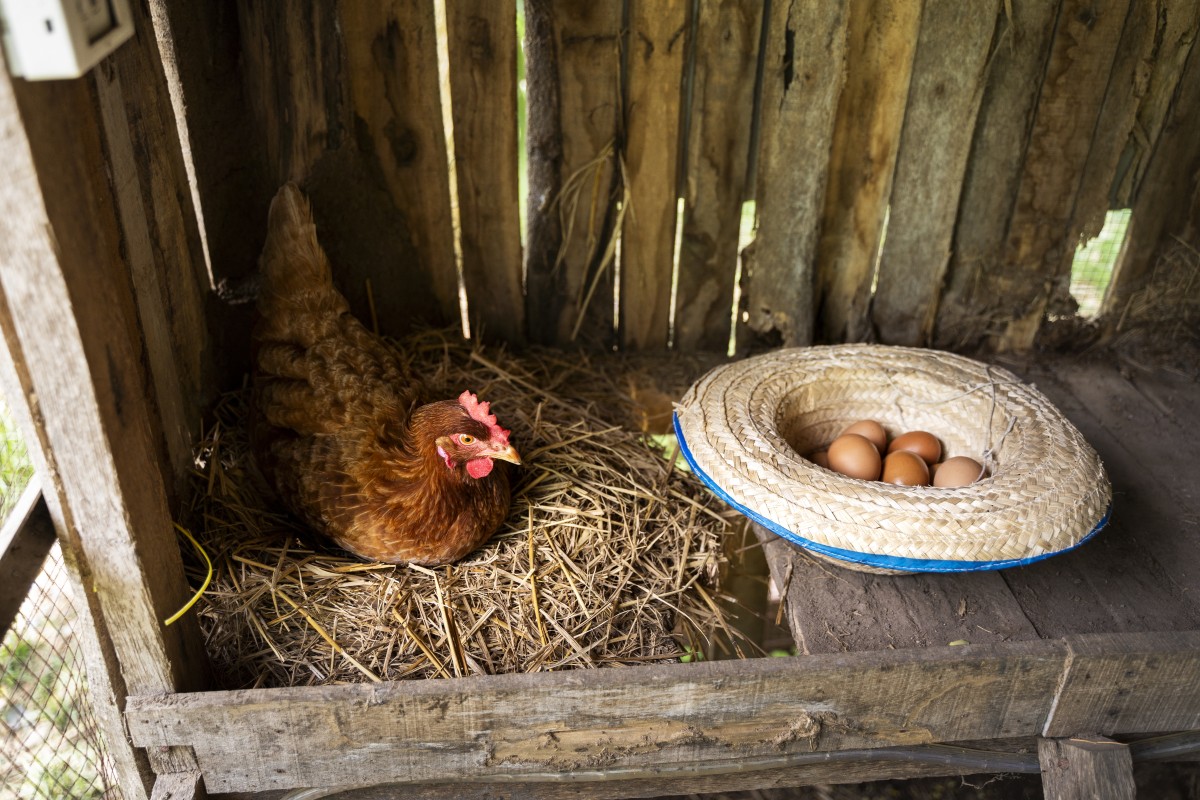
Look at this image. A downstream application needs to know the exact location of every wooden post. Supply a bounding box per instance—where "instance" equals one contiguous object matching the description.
[0,481,55,638]
[1038,736,1136,800]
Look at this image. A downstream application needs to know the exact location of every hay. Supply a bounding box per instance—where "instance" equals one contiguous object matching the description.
[179,329,742,688]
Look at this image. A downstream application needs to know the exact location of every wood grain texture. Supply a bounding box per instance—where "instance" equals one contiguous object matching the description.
[93,0,214,480]
[872,0,1000,347]
[0,482,55,639]
[620,0,689,350]
[816,0,923,344]
[1046,633,1200,737]
[1038,736,1135,800]
[128,639,1067,793]
[756,527,1039,656]
[993,0,1132,351]
[150,771,204,800]
[740,0,849,348]
[524,0,623,347]
[446,0,525,344]
[675,0,764,353]
[0,65,205,796]
[933,0,1062,351]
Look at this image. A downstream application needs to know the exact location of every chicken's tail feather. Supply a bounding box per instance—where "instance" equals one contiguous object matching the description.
[257,182,348,347]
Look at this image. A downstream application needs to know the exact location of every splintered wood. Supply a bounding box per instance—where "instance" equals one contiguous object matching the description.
[179,331,740,688]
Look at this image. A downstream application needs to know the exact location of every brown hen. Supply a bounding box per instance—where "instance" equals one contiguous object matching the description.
[250,183,521,566]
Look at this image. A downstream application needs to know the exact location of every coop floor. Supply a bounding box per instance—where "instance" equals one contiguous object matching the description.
[756,352,1200,655]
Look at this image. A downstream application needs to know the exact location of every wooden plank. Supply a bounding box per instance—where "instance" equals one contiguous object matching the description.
[1038,736,1135,800]
[674,0,764,353]
[234,2,457,335]
[524,0,623,346]
[128,639,1070,793]
[1046,633,1200,737]
[0,481,55,638]
[215,741,1041,799]
[93,0,213,479]
[1104,27,1200,328]
[0,207,156,800]
[992,0,1133,351]
[620,0,689,350]
[445,0,525,344]
[1023,360,1200,602]
[739,1,849,348]
[815,0,923,344]
[933,0,1062,351]
[0,51,207,787]
[872,0,1000,347]
[756,527,1039,656]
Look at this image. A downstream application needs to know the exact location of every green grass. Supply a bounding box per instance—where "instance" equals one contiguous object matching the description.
[1070,208,1131,318]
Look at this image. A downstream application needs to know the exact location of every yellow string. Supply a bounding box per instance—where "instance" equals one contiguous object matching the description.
[164,523,213,626]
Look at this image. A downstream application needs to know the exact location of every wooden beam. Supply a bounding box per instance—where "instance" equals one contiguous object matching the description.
[150,771,205,800]
[445,0,525,345]
[0,481,55,638]
[674,0,764,353]
[620,0,689,350]
[740,0,849,348]
[1038,736,1135,800]
[815,0,923,344]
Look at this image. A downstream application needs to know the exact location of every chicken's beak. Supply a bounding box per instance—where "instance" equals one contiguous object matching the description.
[490,444,522,466]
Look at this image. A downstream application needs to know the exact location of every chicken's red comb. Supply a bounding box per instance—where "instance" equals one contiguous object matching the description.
[458,391,510,444]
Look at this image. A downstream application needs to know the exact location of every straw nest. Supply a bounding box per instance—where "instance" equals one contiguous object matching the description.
[179,330,742,689]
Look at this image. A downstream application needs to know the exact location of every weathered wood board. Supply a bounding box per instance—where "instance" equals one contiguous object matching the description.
[127,632,1200,794]
[675,0,763,353]
[739,1,848,348]
[0,483,55,639]
[446,0,525,343]
[524,0,623,346]
[816,0,922,344]
[872,0,999,347]
[620,0,688,351]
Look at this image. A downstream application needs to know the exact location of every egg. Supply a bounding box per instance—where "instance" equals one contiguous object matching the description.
[808,449,830,469]
[887,430,941,465]
[881,450,930,486]
[841,419,887,452]
[827,433,882,480]
[932,456,986,488]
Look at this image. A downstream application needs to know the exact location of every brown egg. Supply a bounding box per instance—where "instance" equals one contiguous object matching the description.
[932,456,986,488]
[887,430,941,465]
[882,450,930,486]
[827,433,882,480]
[808,449,830,469]
[841,419,887,452]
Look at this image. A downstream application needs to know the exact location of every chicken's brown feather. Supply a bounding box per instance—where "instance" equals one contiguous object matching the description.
[251,183,515,566]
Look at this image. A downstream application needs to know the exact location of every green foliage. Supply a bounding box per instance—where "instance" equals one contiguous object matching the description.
[0,397,33,519]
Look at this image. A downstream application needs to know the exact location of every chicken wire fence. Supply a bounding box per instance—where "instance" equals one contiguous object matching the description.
[1070,208,1132,318]
[1,398,121,799]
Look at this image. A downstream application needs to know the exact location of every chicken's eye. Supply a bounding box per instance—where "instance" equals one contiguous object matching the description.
[458,434,476,446]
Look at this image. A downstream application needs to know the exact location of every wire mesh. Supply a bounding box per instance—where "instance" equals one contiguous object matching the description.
[2,396,121,799]
[1070,208,1131,318]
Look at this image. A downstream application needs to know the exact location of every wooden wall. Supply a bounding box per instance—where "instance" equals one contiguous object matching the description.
[124,0,1200,367]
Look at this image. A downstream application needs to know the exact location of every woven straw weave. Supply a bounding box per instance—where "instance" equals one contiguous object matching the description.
[674,345,1111,573]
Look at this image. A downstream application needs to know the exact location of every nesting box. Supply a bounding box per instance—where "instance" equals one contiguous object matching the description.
[1,0,1199,798]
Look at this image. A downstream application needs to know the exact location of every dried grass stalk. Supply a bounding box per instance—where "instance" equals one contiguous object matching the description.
[180,330,741,688]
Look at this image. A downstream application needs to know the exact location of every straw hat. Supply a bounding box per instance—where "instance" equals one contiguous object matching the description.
[673,345,1111,573]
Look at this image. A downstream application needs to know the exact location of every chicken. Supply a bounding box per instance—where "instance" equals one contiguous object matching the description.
[250,183,521,566]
